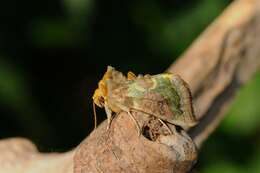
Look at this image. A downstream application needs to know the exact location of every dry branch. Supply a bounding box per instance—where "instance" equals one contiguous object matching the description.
[1,0,260,172]
[167,0,260,148]
[74,112,197,173]
[0,138,74,173]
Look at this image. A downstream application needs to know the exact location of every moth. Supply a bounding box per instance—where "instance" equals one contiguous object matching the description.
[92,66,197,132]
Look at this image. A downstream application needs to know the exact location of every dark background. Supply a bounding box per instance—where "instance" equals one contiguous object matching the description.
[0,0,259,172]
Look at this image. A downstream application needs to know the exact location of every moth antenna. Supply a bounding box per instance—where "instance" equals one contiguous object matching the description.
[92,101,97,129]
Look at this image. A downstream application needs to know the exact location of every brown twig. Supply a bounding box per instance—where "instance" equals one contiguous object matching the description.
[0,138,74,173]
[74,112,197,173]
[167,0,260,148]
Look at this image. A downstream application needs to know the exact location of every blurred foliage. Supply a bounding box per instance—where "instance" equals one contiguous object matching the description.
[222,73,260,136]
[0,0,259,172]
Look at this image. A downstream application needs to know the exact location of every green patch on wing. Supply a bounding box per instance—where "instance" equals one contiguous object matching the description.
[127,81,146,98]
[152,75,182,115]
[127,75,182,115]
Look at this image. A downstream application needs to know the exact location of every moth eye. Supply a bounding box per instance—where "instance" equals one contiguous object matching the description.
[99,97,105,105]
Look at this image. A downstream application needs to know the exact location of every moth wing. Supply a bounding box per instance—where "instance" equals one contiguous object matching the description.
[125,74,197,128]
[169,74,197,126]
[124,93,195,128]
[105,71,197,128]
[106,79,133,113]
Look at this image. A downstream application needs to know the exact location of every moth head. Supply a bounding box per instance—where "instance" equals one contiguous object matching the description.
[92,66,114,107]
[93,82,107,108]
[92,69,113,129]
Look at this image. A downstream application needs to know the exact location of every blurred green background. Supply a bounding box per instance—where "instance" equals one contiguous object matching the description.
[0,0,259,172]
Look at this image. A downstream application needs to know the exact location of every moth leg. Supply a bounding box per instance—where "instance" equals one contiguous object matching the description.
[92,101,97,129]
[127,111,141,135]
[158,119,173,134]
[105,104,113,130]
